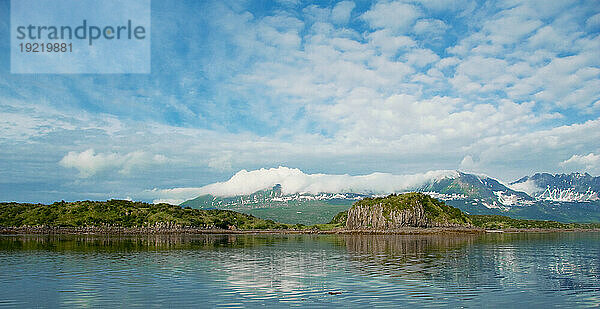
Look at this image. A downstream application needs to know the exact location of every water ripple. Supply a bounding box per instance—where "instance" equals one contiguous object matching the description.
[0,233,599,307]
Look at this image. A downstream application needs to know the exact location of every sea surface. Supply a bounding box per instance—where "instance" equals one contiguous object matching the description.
[1,232,599,308]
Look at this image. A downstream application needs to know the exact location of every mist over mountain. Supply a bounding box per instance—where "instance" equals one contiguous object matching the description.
[194,167,460,197]
[151,167,460,204]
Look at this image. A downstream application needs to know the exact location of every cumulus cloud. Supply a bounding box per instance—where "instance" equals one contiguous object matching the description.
[331,1,355,24]
[3,0,600,203]
[360,2,421,32]
[560,153,600,171]
[459,155,479,171]
[143,166,460,203]
[59,149,168,178]
[413,0,475,13]
[413,19,448,36]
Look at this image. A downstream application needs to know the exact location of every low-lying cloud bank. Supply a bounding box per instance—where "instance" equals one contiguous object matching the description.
[144,166,459,204]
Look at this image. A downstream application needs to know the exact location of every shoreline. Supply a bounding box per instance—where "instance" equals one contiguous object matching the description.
[2,226,599,235]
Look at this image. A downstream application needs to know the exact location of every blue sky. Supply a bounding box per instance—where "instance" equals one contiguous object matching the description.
[1,0,599,203]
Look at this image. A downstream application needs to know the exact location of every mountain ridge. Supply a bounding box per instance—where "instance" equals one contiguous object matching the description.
[509,172,599,202]
[180,170,600,224]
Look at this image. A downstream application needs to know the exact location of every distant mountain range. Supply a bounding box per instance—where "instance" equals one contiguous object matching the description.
[510,172,599,202]
[180,171,600,224]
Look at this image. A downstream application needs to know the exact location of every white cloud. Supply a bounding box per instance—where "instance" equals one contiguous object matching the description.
[303,5,331,23]
[208,152,233,171]
[275,0,300,7]
[3,0,600,203]
[59,149,119,178]
[405,48,439,67]
[413,18,448,36]
[361,2,421,32]
[144,166,460,202]
[436,57,459,69]
[560,153,600,171]
[483,7,542,45]
[367,29,415,57]
[459,155,479,172]
[508,179,542,196]
[412,0,475,13]
[527,26,570,52]
[500,0,572,19]
[59,149,168,178]
[443,1,599,110]
[587,13,600,29]
[464,118,600,175]
[331,1,355,25]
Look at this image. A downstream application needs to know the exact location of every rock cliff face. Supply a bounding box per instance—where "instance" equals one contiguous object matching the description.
[347,202,430,229]
[346,193,471,230]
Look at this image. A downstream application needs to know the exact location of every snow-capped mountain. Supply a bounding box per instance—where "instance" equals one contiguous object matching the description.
[178,168,600,223]
[510,172,600,202]
[181,170,535,211]
[180,183,369,209]
[417,172,534,210]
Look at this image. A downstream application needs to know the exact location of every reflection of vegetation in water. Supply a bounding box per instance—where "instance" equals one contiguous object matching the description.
[2,232,598,297]
[0,234,311,253]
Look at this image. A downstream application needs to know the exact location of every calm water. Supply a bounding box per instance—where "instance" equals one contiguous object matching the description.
[0,233,599,308]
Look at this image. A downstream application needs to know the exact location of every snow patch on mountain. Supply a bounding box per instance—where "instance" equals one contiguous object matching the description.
[537,187,599,202]
[494,191,519,206]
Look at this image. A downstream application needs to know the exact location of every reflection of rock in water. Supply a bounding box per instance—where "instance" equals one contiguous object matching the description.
[343,233,600,295]
[345,234,477,256]
[343,234,479,280]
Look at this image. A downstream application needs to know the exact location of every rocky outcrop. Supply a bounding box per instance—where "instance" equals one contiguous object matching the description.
[347,202,428,229]
[346,193,471,230]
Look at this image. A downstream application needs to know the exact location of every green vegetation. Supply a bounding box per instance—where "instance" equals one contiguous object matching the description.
[300,209,350,231]
[0,200,295,230]
[179,185,355,225]
[232,202,352,225]
[353,193,472,226]
[329,209,348,225]
[2,198,599,232]
[469,215,600,230]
